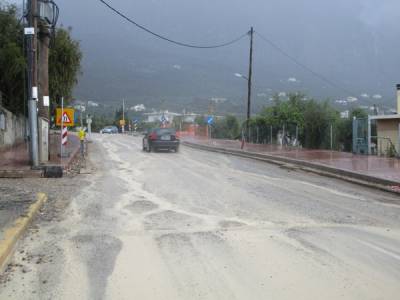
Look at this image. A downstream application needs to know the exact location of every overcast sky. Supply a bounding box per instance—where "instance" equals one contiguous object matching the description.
[11,0,400,108]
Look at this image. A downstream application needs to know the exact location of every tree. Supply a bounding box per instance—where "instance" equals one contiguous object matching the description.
[0,3,82,114]
[49,27,82,105]
[91,114,113,132]
[0,3,25,113]
[212,115,240,139]
[225,115,240,139]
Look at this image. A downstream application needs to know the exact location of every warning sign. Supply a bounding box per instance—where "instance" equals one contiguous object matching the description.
[56,108,75,127]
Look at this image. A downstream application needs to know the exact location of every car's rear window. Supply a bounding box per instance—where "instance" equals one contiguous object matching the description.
[155,128,175,135]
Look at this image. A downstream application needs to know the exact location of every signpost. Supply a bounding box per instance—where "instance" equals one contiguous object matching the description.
[56,108,75,127]
[206,116,214,139]
[57,100,75,159]
[62,126,68,146]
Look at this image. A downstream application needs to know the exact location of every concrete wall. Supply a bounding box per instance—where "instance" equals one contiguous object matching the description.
[376,119,400,156]
[0,105,27,151]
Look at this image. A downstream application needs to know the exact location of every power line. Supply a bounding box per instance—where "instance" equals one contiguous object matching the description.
[98,0,248,49]
[255,31,357,97]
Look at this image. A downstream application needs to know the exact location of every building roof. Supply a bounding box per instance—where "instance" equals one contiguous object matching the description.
[143,111,181,116]
[370,114,400,121]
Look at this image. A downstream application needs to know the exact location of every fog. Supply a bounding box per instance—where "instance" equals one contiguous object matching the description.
[17,0,400,111]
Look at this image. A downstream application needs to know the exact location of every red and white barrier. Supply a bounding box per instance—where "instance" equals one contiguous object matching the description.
[62,126,68,146]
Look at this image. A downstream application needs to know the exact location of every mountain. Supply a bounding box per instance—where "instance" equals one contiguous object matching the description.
[55,0,400,113]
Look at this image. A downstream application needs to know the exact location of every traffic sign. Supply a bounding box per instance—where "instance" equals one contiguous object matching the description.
[160,115,168,124]
[207,116,214,125]
[56,108,75,127]
[120,119,126,126]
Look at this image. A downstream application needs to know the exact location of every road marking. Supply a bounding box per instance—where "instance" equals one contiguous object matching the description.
[358,240,400,261]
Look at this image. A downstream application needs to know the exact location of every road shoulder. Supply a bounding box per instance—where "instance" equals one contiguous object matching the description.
[183,141,400,195]
[0,193,47,272]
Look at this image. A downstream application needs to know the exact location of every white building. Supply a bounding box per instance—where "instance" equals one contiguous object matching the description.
[143,111,181,123]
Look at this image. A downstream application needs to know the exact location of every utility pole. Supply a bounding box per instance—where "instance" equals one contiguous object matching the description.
[246,27,254,143]
[26,0,39,167]
[38,22,51,163]
[123,99,125,123]
[122,99,125,133]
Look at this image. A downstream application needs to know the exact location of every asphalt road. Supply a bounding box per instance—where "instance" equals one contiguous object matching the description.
[1,134,400,300]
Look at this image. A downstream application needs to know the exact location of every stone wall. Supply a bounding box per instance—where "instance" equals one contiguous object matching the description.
[0,104,27,151]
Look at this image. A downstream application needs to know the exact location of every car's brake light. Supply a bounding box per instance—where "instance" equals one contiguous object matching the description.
[149,132,157,140]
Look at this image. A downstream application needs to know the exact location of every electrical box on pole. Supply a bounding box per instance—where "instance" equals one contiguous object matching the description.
[37,0,57,25]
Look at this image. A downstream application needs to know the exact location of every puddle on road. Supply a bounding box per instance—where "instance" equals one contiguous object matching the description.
[144,210,203,230]
[71,234,122,300]
[219,220,247,228]
[124,200,159,214]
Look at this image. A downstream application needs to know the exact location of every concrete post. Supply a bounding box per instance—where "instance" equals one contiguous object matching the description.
[27,0,39,167]
[38,25,50,163]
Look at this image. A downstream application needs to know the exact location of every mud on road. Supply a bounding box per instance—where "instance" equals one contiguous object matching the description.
[0,134,400,300]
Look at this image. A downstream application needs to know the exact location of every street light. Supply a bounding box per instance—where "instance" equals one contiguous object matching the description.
[234,73,248,80]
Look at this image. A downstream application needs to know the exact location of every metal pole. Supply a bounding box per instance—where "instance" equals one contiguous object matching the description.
[60,96,64,160]
[256,126,259,144]
[352,117,357,154]
[367,116,372,155]
[122,98,125,133]
[27,0,39,167]
[296,125,299,147]
[123,98,125,122]
[330,123,333,150]
[80,105,83,127]
[270,126,273,144]
[246,27,254,142]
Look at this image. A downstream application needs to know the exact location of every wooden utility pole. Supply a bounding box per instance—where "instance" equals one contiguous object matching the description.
[246,27,254,142]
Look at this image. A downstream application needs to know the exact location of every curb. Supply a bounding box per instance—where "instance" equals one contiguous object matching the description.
[183,141,400,195]
[0,193,48,272]
[0,169,43,178]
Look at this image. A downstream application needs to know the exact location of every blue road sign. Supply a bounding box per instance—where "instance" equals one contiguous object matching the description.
[160,115,168,124]
[207,116,214,125]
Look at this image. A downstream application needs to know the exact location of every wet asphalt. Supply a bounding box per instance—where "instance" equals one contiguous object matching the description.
[1,134,400,300]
